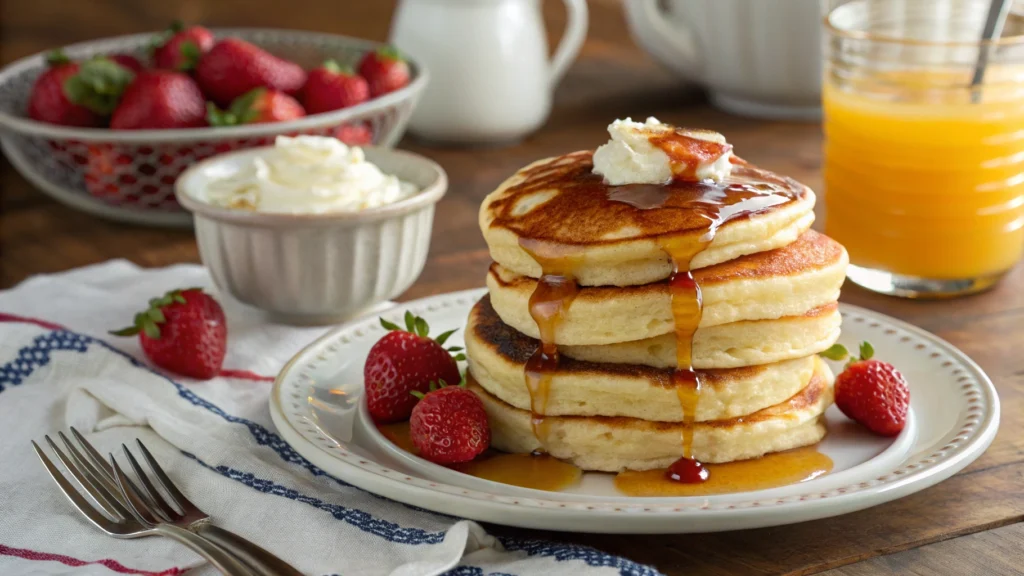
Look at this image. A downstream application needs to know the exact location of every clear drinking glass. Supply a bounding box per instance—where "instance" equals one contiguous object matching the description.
[823,0,1024,297]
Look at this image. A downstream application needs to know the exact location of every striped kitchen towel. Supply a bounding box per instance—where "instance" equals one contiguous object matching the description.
[0,260,658,576]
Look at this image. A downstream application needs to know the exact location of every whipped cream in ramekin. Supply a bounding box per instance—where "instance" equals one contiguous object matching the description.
[200,135,418,213]
[592,117,734,185]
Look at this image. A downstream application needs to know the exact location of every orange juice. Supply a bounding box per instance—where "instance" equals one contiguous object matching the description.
[824,79,1024,282]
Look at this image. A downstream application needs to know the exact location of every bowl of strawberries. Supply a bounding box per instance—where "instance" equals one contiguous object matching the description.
[0,24,427,227]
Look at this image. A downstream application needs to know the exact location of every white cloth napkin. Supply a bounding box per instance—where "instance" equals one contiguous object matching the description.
[0,260,658,576]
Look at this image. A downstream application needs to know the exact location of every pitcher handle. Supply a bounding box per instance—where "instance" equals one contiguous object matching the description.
[624,0,701,78]
[549,0,589,88]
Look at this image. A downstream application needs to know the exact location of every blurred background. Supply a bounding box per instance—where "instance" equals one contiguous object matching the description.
[1,0,710,291]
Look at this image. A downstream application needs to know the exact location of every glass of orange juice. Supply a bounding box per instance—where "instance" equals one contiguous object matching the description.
[823,0,1024,297]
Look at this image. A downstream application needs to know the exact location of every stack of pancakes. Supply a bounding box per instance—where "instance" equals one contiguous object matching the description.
[466,150,848,472]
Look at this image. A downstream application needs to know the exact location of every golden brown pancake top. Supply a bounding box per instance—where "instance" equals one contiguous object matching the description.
[470,295,775,389]
[484,151,809,248]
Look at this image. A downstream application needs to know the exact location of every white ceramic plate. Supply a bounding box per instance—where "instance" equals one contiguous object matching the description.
[269,288,999,533]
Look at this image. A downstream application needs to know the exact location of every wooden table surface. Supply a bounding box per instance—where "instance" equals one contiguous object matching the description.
[2,2,1022,575]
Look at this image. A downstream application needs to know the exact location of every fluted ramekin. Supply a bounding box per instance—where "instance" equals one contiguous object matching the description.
[175,146,447,325]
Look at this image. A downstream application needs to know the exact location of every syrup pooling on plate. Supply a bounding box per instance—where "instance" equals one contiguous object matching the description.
[615,446,834,496]
[377,415,582,492]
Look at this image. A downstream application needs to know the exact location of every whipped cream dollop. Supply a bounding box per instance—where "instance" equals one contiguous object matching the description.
[200,135,418,213]
[592,117,734,185]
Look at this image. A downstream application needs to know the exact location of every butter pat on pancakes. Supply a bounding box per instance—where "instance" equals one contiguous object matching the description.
[198,135,418,213]
[593,117,734,185]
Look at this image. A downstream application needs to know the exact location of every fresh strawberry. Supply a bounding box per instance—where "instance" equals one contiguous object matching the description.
[364,312,464,424]
[357,47,411,97]
[151,21,214,71]
[109,53,146,73]
[110,288,227,380]
[207,87,305,126]
[332,122,373,146]
[110,70,206,129]
[195,38,307,106]
[27,50,134,127]
[409,378,490,464]
[822,341,910,437]
[301,60,369,114]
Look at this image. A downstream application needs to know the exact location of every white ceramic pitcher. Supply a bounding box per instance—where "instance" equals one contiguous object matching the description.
[390,0,588,144]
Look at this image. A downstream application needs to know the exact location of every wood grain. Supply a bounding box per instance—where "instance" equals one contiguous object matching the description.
[820,522,1024,576]
[1,2,1021,575]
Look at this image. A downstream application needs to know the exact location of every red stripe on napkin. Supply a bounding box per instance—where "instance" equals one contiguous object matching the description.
[219,369,276,382]
[0,313,67,330]
[0,544,183,575]
[0,312,277,382]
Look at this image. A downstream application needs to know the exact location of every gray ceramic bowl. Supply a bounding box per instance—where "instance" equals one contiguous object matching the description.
[175,145,447,325]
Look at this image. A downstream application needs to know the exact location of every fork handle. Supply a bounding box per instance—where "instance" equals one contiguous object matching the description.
[194,523,304,576]
[153,524,255,576]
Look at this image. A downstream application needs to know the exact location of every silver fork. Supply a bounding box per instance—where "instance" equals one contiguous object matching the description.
[69,428,303,576]
[32,435,253,576]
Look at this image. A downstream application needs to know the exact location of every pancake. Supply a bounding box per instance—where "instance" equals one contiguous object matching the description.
[466,295,823,420]
[560,302,841,369]
[470,361,834,471]
[480,151,816,287]
[487,230,848,346]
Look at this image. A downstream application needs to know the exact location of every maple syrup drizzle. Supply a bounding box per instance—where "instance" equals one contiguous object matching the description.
[519,238,581,447]
[660,232,712,483]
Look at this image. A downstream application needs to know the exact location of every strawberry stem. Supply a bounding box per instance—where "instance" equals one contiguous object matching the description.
[109,288,200,339]
[178,40,202,71]
[820,343,848,362]
[820,340,876,369]
[859,341,875,361]
[45,49,71,67]
[322,59,353,75]
[377,46,403,62]
[63,57,136,114]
